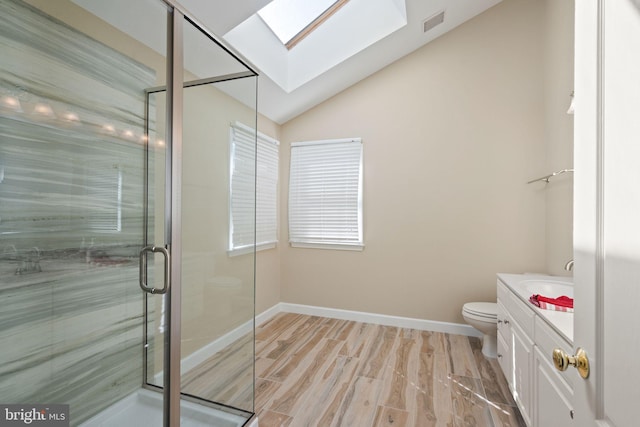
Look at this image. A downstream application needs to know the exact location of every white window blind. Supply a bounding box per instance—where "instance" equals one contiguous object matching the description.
[229,122,279,255]
[288,138,363,250]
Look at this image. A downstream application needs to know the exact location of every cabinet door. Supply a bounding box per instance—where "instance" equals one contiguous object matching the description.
[496,301,512,383]
[534,348,574,427]
[497,330,512,384]
[512,321,533,426]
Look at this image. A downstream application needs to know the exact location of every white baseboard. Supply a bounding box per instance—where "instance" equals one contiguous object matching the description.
[155,302,480,382]
[278,303,482,338]
[255,303,282,326]
[180,321,253,374]
[183,304,284,372]
[154,317,256,383]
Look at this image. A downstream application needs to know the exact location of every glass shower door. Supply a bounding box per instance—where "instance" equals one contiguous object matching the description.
[178,75,257,416]
[142,11,258,426]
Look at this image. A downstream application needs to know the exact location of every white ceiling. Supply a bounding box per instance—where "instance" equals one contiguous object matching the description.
[224,0,408,93]
[180,0,503,124]
[74,0,503,125]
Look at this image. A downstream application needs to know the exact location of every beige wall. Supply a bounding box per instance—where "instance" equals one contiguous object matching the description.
[279,0,549,324]
[543,0,575,276]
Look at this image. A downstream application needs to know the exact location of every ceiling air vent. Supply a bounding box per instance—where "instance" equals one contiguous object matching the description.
[422,11,445,33]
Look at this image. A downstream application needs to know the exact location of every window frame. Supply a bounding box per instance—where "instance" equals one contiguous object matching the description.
[258,0,350,50]
[228,121,279,256]
[288,137,363,251]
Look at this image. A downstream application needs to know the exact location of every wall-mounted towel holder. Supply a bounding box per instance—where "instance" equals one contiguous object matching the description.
[527,168,574,184]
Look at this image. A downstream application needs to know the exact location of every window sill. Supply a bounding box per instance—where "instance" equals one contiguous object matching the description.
[227,241,277,257]
[289,241,364,251]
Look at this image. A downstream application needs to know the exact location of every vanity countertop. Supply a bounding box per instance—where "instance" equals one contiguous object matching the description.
[497,273,574,344]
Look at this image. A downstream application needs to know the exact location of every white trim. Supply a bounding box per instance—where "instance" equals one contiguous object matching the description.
[290,241,364,251]
[153,304,283,384]
[255,303,283,326]
[227,241,277,257]
[278,302,482,337]
[291,137,361,147]
[154,319,254,384]
[180,322,251,374]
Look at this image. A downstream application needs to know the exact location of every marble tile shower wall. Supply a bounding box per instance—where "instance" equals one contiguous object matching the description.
[0,0,158,424]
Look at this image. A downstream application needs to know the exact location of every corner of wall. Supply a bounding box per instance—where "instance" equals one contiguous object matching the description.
[543,0,575,277]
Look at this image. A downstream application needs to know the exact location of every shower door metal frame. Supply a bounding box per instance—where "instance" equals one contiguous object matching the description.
[165,8,183,426]
[141,2,259,426]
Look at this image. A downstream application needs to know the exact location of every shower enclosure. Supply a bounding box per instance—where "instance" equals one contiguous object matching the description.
[0,0,258,425]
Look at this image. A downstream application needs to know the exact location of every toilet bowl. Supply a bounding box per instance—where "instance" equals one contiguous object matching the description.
[462,302,498,358]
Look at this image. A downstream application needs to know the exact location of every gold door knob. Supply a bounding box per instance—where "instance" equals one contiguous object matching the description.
[552,347,590,379]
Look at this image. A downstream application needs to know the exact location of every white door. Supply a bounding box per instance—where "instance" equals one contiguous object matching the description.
[573,1,640,426]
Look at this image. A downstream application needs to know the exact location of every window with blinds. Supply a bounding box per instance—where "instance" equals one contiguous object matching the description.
[288,138,363,250]
[229,122,279,255]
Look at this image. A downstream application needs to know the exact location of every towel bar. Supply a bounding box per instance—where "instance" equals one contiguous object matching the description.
[527,168,574,184]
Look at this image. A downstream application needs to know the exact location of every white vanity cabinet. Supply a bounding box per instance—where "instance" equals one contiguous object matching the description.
[496,277,574,427]
[497,281,534,426]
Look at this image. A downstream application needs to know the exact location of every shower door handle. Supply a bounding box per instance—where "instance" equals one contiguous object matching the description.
[139,245,170,294]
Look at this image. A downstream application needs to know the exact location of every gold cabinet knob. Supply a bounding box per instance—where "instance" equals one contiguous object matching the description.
[552,347,590,379]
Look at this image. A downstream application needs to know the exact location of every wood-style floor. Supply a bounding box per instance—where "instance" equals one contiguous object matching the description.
[184,312,526,427]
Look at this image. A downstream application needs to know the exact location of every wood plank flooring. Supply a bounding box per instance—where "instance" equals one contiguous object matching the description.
[183,313,526,427]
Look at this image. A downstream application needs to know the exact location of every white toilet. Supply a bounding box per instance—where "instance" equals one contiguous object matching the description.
[462,302,498,358]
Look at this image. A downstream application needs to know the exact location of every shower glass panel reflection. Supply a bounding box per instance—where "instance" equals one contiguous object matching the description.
[0,0,257,425]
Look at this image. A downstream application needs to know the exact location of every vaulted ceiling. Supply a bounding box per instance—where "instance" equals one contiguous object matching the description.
[74,0,503,124]
[188,0,503,124]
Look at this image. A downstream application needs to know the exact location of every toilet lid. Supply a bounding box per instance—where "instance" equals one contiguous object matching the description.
[463,302,497,318]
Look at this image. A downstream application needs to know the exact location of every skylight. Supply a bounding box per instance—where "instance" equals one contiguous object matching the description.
[258,0,348,49]
[225,0,408,93]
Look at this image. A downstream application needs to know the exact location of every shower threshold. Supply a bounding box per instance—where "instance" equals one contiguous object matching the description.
[79,388,258,427]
